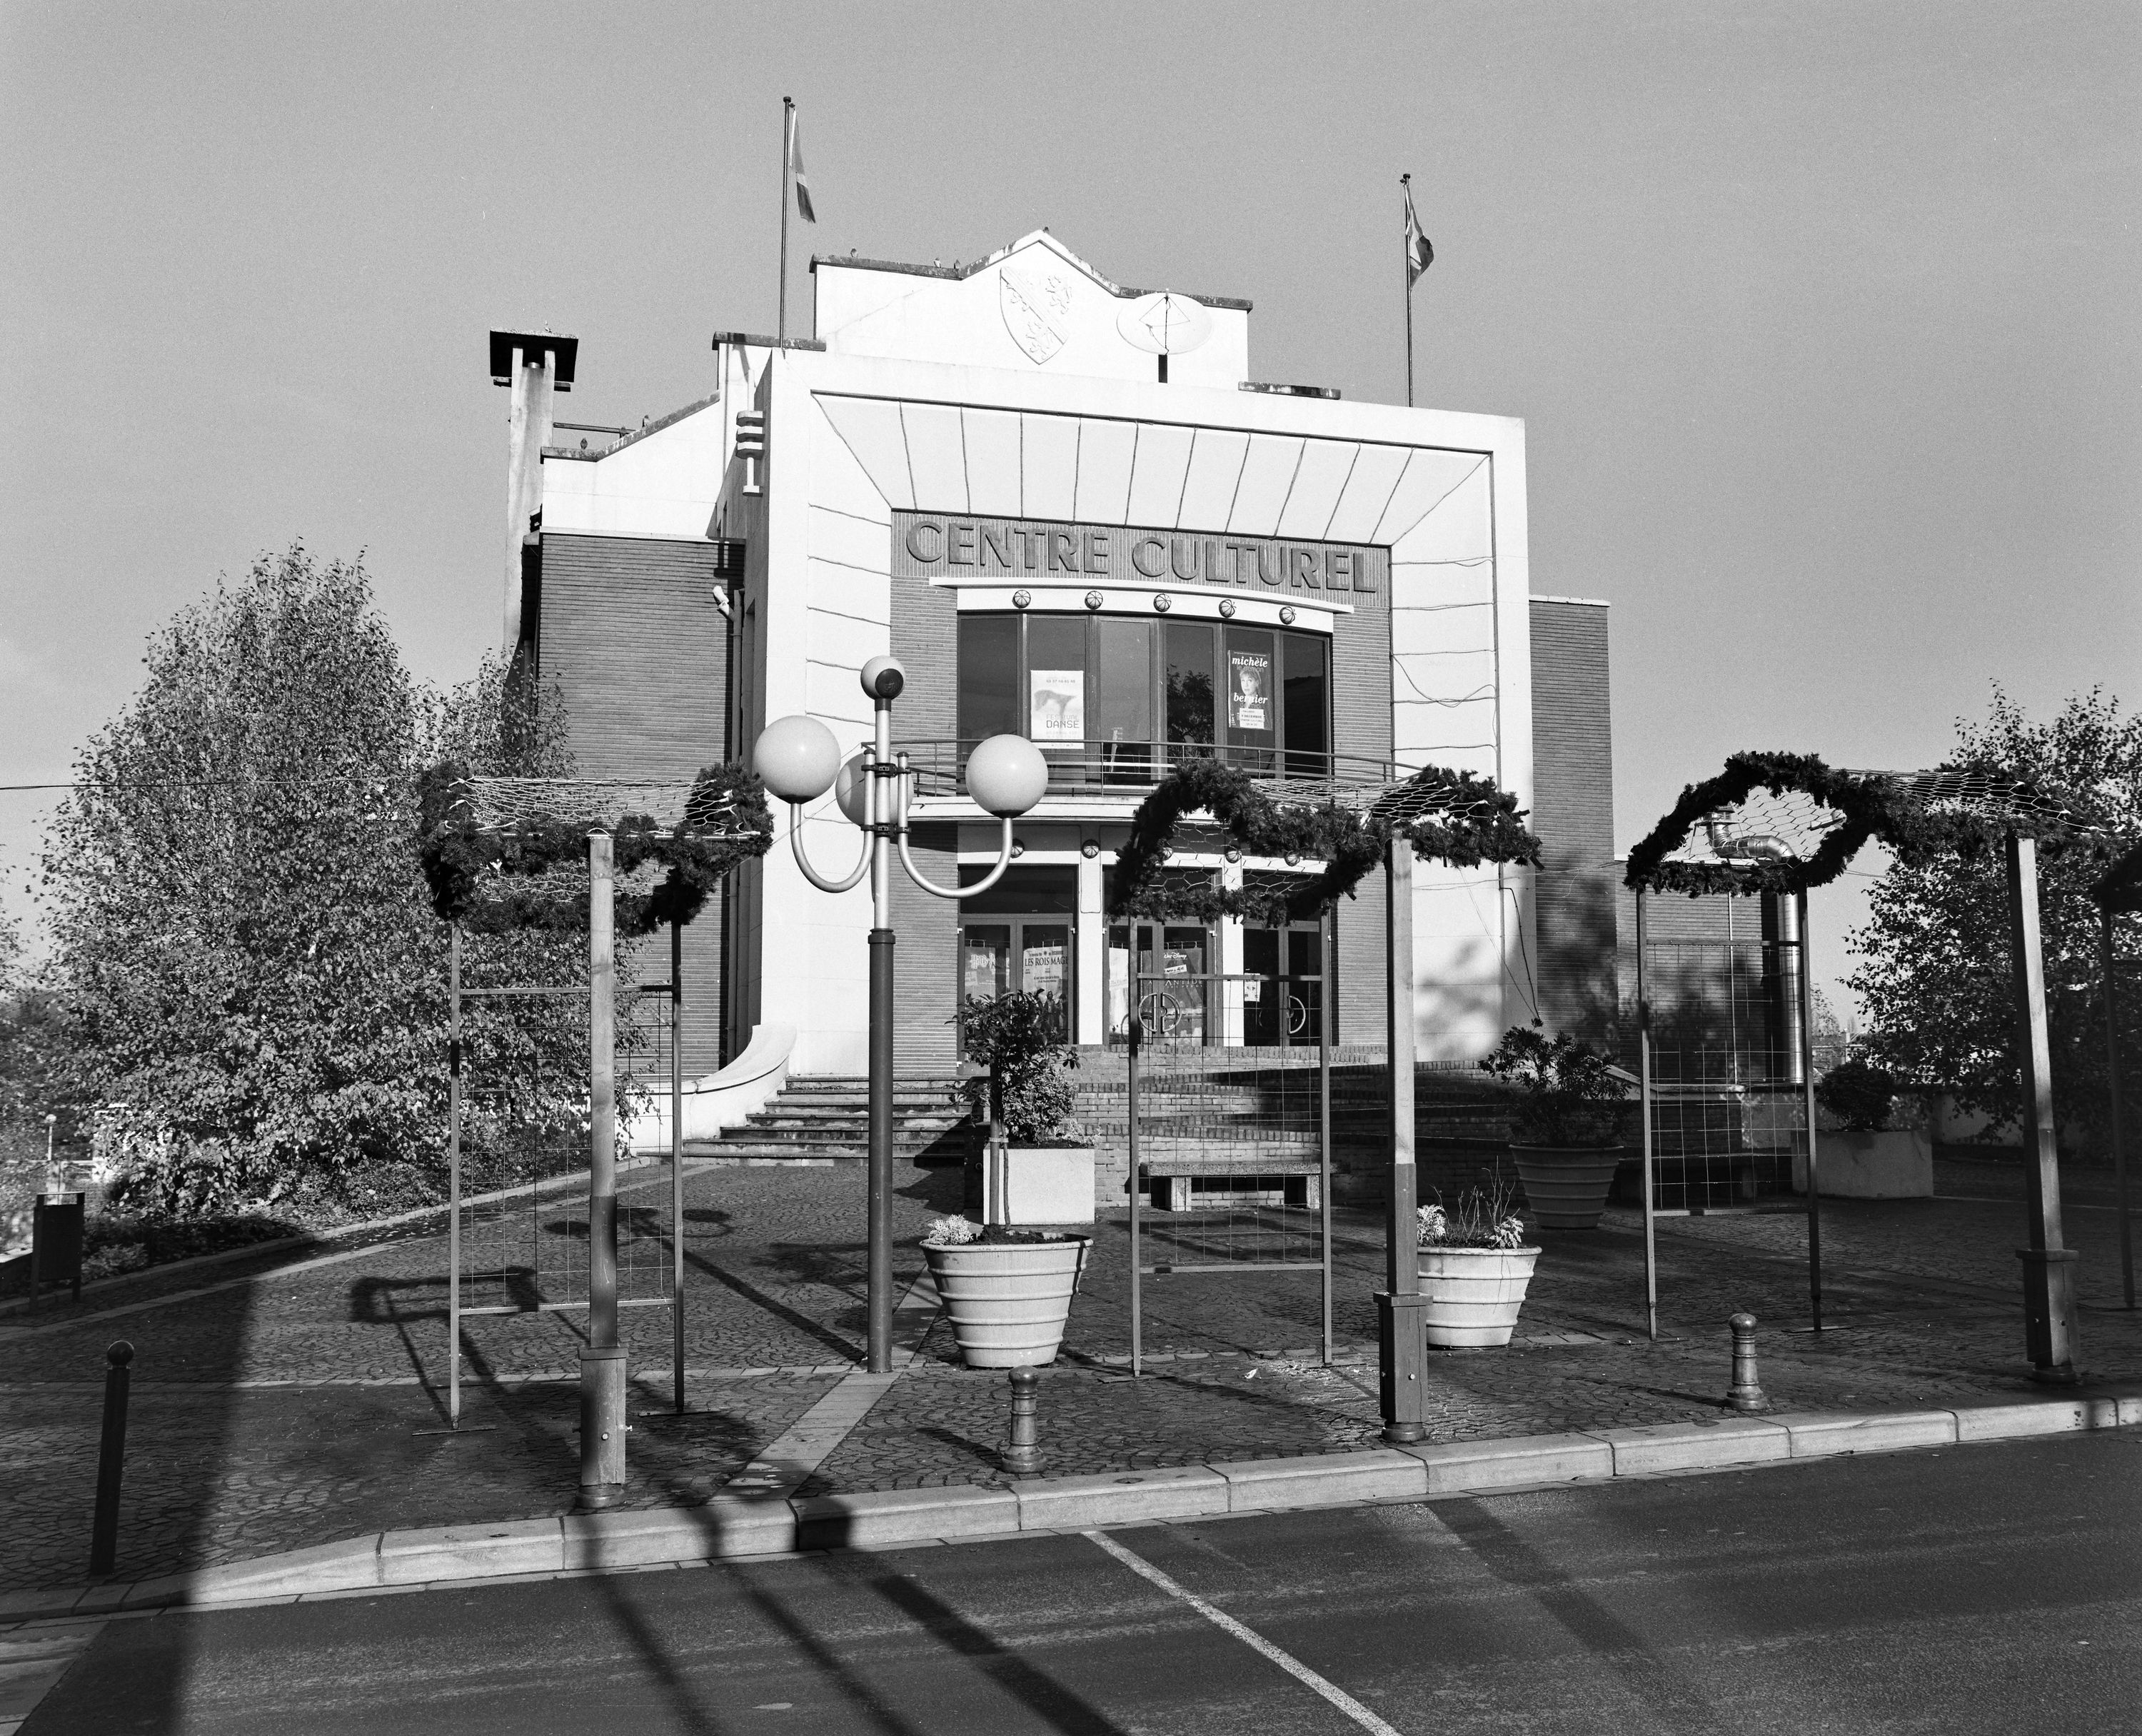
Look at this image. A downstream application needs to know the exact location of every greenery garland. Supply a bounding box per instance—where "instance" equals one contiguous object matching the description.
[1622,750,2075,898]
[1106,758,1539,926]
[418,761,773,936]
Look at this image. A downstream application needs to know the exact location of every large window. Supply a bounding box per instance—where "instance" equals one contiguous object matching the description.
[957,613,1329,779]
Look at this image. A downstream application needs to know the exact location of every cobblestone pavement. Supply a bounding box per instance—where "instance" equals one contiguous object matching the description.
[2,1160,2136,1592]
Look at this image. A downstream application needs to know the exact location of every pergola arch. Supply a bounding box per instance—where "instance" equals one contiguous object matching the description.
[1625,748,2110,1373]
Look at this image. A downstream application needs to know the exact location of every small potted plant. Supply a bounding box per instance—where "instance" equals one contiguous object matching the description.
[920,1214,1090,1368]
[954,990,1094,1226]
[1804,1057,1931,1198]
[1480,1022,1629,1230]
[1417,1173,1538,1347]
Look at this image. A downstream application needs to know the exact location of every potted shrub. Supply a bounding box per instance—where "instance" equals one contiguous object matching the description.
[921,1214,1090,1368]
[954,990,1095,1226]
[1417,1175,1538,1347]
[1800,1058,1932,1199]
[1480,1023,1629,1230]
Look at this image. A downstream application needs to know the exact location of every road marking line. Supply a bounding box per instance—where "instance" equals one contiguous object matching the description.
[1083,1530,1404,1736]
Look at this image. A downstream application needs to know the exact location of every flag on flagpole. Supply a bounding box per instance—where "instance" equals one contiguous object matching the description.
[1402,184,1433,284]
[789,112,817,224]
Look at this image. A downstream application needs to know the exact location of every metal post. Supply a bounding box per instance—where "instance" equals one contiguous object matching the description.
[1005,1368,1040,1473]
[1128,1008,1144,1378]
[2006,833,2079,1379]
[448,925,462,1429]
[1794,890,1824,1331]
[89,1340,133,1577]
[1726,1313,1768,1413]
[865,694,899,1376]
[778,98,793,342]
[1379,837,1427,1443]
[2104,905,2135,1310]
[579,829,628,1502]
[1319,904,1334,1368]
[671,919,687,1414]
[1637,889,1659,1342]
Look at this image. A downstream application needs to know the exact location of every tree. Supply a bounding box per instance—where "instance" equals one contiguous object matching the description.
[37,547,596,1218]
[1847,688,2141,1148]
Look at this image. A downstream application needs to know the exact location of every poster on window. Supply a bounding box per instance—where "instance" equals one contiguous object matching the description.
[1228,650,1270,732]
[1029,670,1085,741]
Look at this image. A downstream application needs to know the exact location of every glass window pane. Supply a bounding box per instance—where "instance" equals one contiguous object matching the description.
[1095,618,1154,782]
[962,925,1010,1003]
[1224,628,1276,754]
[957,616,1020,746]
[1025,615,1087,744]
[1281,632,1329,777]
[1164,621,1214,752]
[1020,925,1070,1003]
[1108,925,1132,1039]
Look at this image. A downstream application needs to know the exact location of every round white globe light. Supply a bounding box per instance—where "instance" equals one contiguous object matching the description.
[965,734,1047,818]
[833,754,916,827]
[754,715,841,803]
[860,655,907,702]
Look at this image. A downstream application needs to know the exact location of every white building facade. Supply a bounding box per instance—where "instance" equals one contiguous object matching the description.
[513,230,1547,1083]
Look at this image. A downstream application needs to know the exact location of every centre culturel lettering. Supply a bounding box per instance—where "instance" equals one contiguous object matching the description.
[891,511,1387,596]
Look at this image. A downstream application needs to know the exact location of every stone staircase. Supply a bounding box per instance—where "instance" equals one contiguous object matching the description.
[682,1074,973,1167]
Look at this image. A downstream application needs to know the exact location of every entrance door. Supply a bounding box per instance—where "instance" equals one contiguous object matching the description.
[1107,920,1212,1044]
[961,921,1073,1006]
[1242,923,1325,1047]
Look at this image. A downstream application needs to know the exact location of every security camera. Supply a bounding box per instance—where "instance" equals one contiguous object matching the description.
[860,655,906,702]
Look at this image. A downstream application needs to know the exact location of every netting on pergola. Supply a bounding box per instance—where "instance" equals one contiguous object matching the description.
[1625,751,2101,897]
[1109,757,1541,925]
[417,762,773,935]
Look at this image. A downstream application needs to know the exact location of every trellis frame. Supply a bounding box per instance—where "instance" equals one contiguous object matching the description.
[1626,753,2107,1375]
[1107,756,1543,1442]
[2093,839,2141,1309]
[419,767,772,1502]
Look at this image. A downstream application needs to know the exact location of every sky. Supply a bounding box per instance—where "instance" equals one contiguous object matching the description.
[3,0,2138,1014]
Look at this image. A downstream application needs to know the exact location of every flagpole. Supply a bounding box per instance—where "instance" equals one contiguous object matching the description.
[779,96,793,342]
[1401,173,1414,408]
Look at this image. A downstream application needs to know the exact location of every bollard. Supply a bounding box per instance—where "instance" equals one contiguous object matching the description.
[90,1340,134,1577]
[1004,1368,1040,1474]
[1726,1313,1769,1413]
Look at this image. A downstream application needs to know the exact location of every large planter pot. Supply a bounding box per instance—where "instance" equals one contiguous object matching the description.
[1417,1245,1540,1347]
[923,1236,1090,1368]
[1510,1145,1623,1230]
[1794,1128,1933,1199]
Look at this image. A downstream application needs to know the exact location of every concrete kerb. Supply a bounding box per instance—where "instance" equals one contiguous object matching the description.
[6,1388,2136,1623]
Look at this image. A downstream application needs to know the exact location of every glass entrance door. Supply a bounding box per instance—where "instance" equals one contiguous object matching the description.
[1107,920,1212,1044]
[962,921,1072,1005]
[1242,923,1325,1047]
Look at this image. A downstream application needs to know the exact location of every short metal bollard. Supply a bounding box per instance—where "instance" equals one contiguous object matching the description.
[91,1340,134,1577]
[1726,1312,1769,1413]
[1004,1368,1041,1474]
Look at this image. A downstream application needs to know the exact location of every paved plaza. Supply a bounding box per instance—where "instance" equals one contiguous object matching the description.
[4,1160,2138,1597]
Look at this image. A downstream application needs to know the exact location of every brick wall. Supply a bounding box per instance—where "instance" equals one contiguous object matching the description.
[1527,600,1619,1043]
[535,532,733,1077]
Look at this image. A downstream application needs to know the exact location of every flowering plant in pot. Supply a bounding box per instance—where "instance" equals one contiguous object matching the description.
[920,1213,1089,1369]
[1480,1022,1629,1230]
[1415,1173,1538,1348]
[954,990,1094,1226]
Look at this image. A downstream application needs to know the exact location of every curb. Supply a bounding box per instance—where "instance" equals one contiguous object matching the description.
[4,1388,2136,1624]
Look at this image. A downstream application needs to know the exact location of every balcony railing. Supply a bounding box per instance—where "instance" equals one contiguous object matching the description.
[895,740,1419,808]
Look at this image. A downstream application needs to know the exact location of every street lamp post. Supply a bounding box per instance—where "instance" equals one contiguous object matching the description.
[755,656,1048,1374]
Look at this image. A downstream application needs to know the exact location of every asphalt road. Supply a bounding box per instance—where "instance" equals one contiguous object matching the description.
[25,1430,2142,1735]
